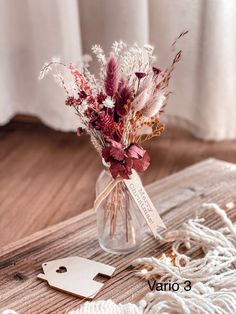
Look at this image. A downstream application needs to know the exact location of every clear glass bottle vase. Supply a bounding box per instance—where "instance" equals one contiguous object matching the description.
[95,169,144,255]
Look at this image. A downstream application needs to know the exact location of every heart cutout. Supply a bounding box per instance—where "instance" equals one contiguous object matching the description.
[56,266,67,273]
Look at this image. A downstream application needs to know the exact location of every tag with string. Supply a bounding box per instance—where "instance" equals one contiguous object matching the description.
[124,171,166,237]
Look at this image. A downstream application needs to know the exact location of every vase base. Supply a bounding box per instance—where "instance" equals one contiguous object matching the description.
[99,240,142,255]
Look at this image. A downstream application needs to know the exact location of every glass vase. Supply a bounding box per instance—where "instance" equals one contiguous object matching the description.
[95,169,144,255]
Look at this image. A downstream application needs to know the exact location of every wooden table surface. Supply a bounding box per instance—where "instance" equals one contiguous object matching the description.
[2,121,236,248]
[1,158,236,313]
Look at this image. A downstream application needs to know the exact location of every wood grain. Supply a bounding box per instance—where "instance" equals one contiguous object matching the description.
[1,121,236,247]
[0,159,236,313]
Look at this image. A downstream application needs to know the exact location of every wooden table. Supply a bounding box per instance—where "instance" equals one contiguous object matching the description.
[1,159,236,313]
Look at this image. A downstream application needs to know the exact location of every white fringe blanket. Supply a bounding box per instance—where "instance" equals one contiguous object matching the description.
[71,203,236,314]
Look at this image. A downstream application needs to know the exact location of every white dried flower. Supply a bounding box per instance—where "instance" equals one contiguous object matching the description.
[82,54,92,68]
[144,44,154,54]
[119,43,156,86]
[112,40,127,56]
[91,44,106,85]
[38,62,52,80]
[51,56,61,63]
[53,73,64,87]
[91,44,106,65]
[103,97,115,109]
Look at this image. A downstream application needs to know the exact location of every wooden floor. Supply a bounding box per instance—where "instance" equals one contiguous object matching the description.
[0,121,236,247]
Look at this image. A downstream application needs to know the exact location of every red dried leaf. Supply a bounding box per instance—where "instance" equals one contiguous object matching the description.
[132,152,150,172]
[126,143,145,159]
[110,147,125,161]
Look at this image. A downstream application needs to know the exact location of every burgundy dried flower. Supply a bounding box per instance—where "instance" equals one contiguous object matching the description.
[171,30,188,47]
[102,143,132,179]
[102,141,150,179]
[65,96,76,106]
[88,110,114,137]
[76,127,85,137]
[135,72,146,79]
[115,84,132,117]
[65,96,82,106]
[79,91,87,99]
[97,111,114,137]
[97,92,107,104]
[86,95,96,104]
[135,72,147,93]
[88,111,99,129]
[173,50,182,64]
[152,67,162,75]
[84,107,93,117]
[105,54,119,97]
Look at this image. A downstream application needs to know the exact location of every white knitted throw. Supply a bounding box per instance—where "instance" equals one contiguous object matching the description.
[70,203,236,314]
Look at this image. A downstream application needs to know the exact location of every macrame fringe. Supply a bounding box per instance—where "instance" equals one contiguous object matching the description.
[70,203,236,314]
[70,300,141,314]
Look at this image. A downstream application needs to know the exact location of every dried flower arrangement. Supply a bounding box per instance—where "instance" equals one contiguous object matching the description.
[39,36,187,179]
[39,34,187,254]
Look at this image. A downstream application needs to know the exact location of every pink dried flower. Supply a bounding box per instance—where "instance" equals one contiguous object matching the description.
[105,54,119,97]
[86,95,96,105]
[70,64,93,96]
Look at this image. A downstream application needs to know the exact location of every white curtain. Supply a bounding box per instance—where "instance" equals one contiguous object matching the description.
[1,0,236,140]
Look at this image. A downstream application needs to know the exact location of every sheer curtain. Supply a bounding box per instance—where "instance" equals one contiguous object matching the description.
[1,0,236,140]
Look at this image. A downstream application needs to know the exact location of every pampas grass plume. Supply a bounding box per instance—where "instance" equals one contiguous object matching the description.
[105,54,119,97]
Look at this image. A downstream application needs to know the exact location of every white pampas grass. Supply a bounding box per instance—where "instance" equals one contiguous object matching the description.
[132,88,151,112]
[141,92,166,117]
[38,62,52,80]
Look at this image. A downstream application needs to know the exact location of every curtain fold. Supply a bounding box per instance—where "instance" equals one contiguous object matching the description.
[0,0,236,139]
[0,0,82,130]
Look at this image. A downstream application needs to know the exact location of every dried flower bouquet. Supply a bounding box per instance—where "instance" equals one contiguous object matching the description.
[40,34,186,254]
